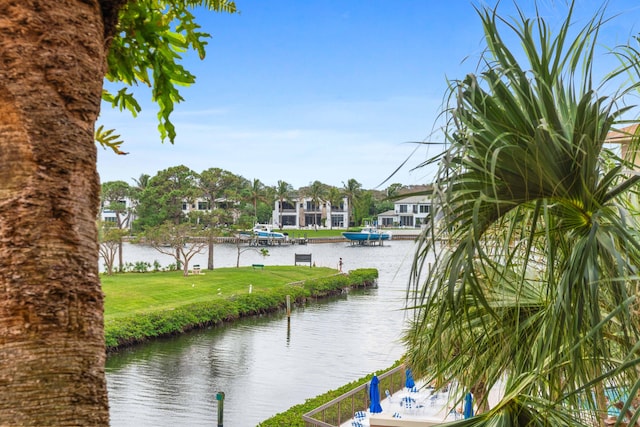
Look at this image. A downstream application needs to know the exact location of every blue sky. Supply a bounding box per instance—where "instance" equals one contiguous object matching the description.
[97,0,640,190]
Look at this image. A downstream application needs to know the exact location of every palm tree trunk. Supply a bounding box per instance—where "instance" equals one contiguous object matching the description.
[0,1,109,425]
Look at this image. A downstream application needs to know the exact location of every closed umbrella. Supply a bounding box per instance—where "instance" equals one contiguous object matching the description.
[463,392,474,419]
[369,374,383,413]
[405,368,415,390]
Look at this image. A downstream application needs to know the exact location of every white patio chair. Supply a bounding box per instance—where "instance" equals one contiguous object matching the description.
[402,396,425,415]
[354,411,367,420]
[384,389,395,404]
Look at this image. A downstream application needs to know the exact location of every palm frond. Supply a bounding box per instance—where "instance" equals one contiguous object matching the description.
[405,2,640,425]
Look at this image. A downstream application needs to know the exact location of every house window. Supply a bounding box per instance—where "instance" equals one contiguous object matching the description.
[198,201,209,210]
[281,215,296,226]
[331,214,344,228]
[182,202,188,210]
[305,213,321,225]
[412,205,418,214]
[399,205,408,213]
[419,204,430,213]
[400,215,414,227]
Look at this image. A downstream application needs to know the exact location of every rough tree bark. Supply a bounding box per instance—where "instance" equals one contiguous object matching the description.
[0,1,124,424]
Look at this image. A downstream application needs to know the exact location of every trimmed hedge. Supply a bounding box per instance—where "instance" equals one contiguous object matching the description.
[105,268,378,351]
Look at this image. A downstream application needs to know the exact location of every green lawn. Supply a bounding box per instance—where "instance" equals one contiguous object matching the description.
[102,266,336,319]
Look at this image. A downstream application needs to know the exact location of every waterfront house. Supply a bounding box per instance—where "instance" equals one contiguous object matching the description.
[272,196,349,229]
[377,195,432,228]
[606,123,640,167]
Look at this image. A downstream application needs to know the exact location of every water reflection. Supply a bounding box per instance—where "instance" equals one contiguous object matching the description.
[106,240,418,427]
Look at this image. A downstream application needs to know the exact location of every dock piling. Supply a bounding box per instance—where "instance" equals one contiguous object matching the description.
[286,295,291,317]
[216,392,225,427]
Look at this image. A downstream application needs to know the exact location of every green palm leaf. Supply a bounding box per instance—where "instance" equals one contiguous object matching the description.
[405,2,640,425]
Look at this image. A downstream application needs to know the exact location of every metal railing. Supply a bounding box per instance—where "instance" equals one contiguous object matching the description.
[302,365,405,427]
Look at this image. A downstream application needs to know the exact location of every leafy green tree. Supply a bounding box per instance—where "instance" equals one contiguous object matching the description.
[385,183,404,199]
[98,0,238,151]
[234,241,269,267]
[256,200,273,224]
[342,178,362,227]
[353,190,375,226]
[404,3,640,426]
[98,222,129,275]
[136,165,199,229]
[101,180,133,227]
[0,1,235,424]
[199,167,242,210]
[189,208,231,270]
[374,192,394,216]
[142,222,207,276]
[101,180,133,271]
[263,184,277,221]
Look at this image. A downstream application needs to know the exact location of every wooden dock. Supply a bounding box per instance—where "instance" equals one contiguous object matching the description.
[134,232,419,246]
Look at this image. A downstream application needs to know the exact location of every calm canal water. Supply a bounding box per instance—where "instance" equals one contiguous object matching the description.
[106,239,422,427]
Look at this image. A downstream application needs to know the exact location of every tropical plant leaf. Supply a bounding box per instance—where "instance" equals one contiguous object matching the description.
[95,125,129,155]
[405,2,640,425]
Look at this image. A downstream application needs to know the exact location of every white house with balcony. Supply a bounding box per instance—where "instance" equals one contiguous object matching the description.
[377,195,432,228]
[100,198,134,228]
[273,196,349,229]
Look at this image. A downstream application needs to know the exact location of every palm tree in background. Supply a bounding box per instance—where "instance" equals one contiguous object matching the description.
[132,173,150,191]
[275,180,293,228]
[129,173,150,215]
[342,178,362,227]
[305,180,326,228]
[404,3,640,426]
[245,178,266,223]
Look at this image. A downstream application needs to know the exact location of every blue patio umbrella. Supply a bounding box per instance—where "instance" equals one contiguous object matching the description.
[369,374,383,413]
[405,368,416,389]
[463,392,474,419]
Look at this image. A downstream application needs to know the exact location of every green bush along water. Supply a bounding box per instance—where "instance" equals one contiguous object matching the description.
[102,266,378,351]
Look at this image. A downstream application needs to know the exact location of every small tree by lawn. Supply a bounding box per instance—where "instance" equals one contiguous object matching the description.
[235,245,269,268]
[189,209,231,270]
[98,222,128,275]
[142,222,207,276]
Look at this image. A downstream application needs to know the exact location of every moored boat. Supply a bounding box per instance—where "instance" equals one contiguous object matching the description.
[342,226,392,242]
[253,224,286,239]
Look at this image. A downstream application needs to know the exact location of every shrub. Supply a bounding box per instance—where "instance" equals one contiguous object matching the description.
[105,268,378,351]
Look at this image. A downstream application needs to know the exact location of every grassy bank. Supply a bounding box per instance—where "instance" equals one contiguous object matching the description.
[103,266,378,351]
